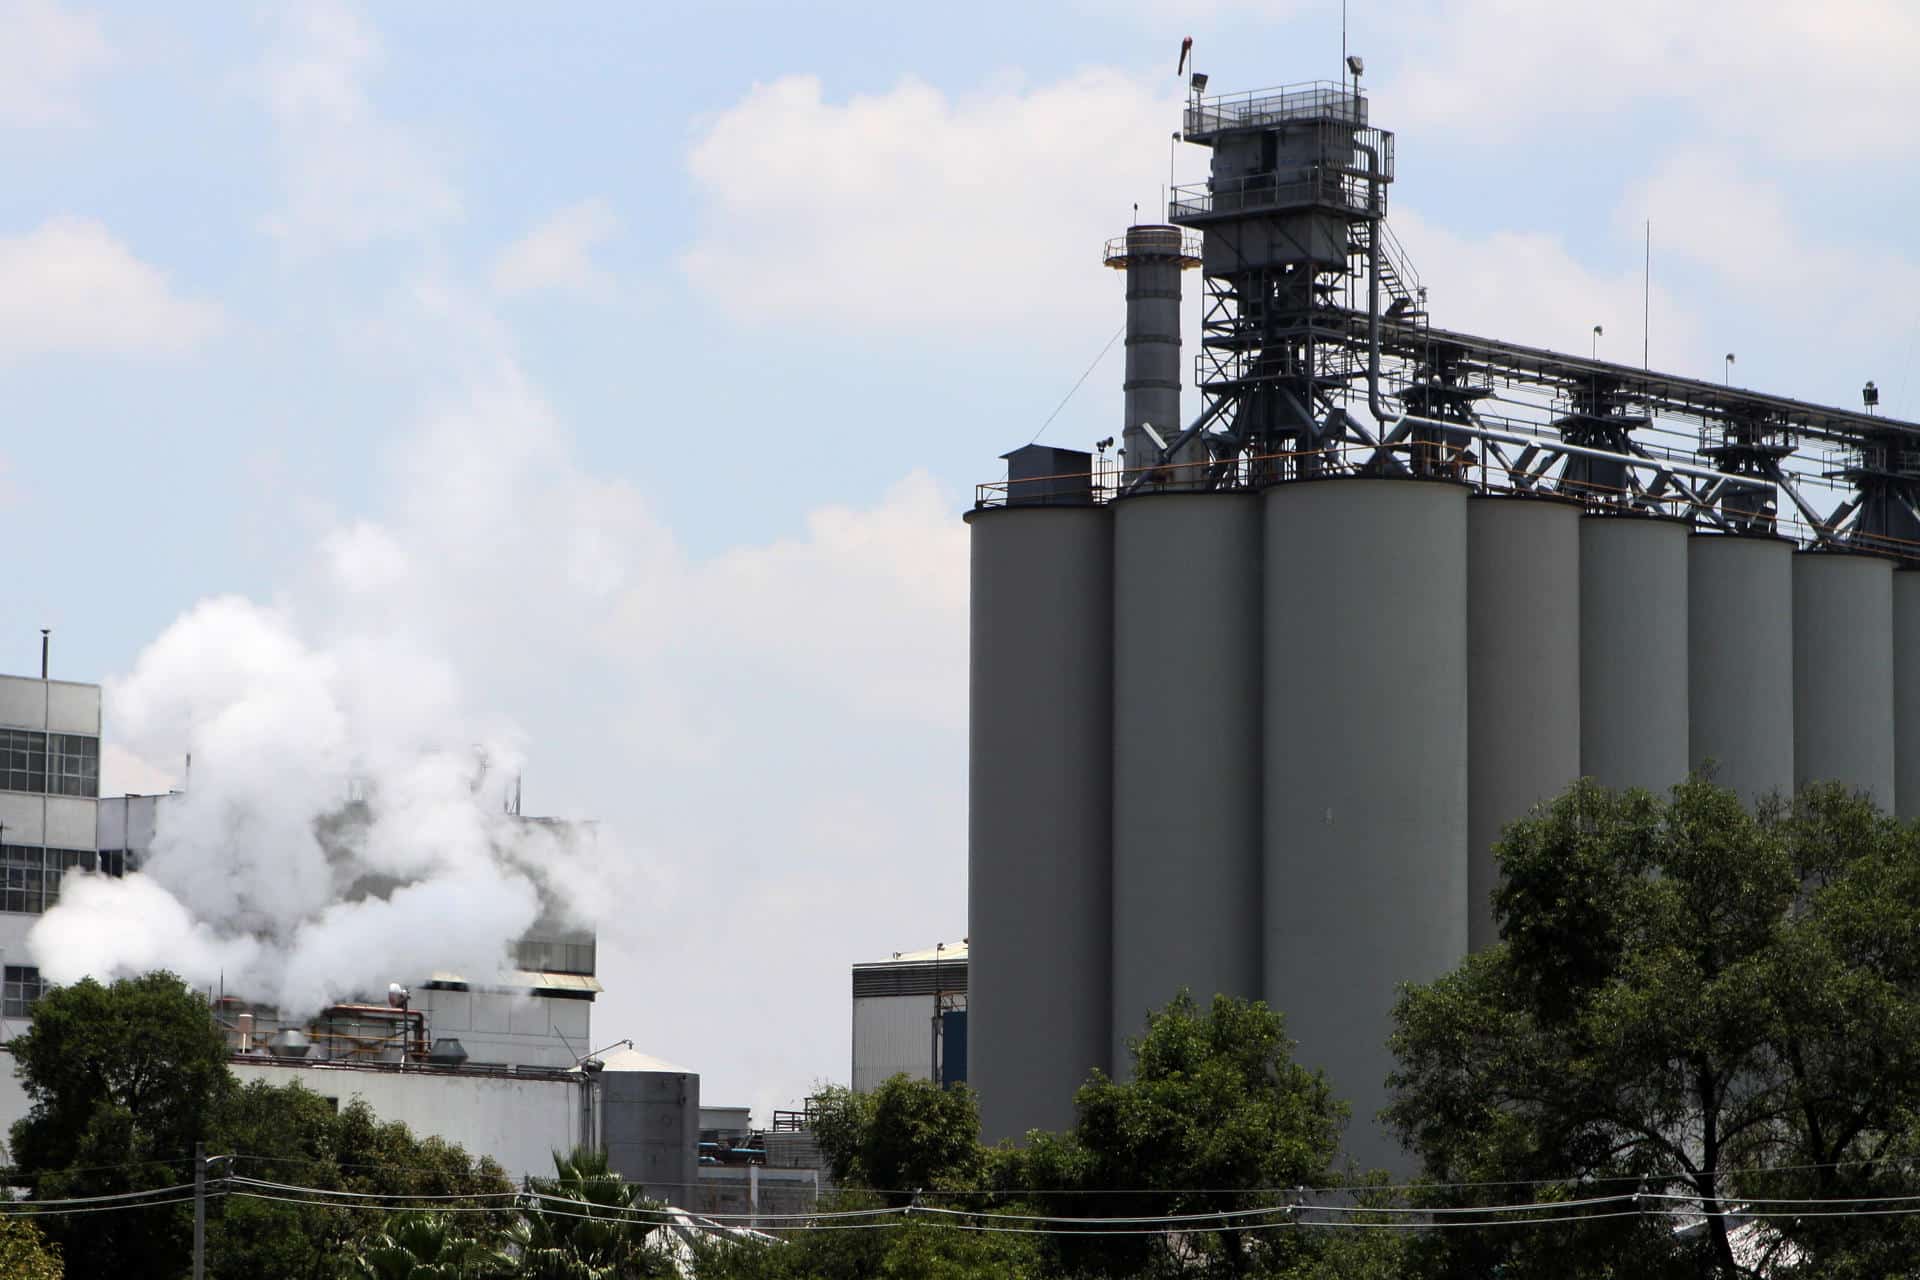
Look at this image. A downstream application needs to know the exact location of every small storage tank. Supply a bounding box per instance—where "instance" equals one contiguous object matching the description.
[1110,492,1262,1070]
[966,497,1114,1144]
[1580,516,1689,793]
[1793,551,1895,808]
[1263,477,1467,1173]
[1689,534,1794,806]
[1467,497,1580,951]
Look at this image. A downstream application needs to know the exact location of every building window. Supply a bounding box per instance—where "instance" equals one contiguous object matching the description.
[0,845,92,914]
[0,729,46,795]
[4,965,43,1018]
[47,735,98,798]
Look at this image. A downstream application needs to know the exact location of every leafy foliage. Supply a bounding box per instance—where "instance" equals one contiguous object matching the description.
[7,971,233,1278]
[207,1083,513,1279]
[512,1146,674,1279]
[0,1217,63,1279]
[810,1078,982,1203]
[1387,777,1920,1279]
[347,1211,516,1279]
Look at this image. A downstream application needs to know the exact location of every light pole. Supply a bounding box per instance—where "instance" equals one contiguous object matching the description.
[1725,352,1736,386]
[1591,324,1603,360]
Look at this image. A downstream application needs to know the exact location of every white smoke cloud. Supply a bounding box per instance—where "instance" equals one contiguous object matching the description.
[27,594,606,1015]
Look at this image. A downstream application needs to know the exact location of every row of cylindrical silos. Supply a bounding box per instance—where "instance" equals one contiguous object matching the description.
[968,476,1920,1169]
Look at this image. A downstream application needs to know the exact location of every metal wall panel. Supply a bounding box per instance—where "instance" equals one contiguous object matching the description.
[1467,497,1580,952]
[1580,517,1690,793]
[1793,552,1896,808]
[1896,572,1920,820]
[966,505,1113,1143]
[1689,535,1795,806]
[1263,478,1468,1173]
[1111,493,1262,1070]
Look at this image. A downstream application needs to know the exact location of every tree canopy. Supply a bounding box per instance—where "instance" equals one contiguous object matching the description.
[1387,777,1920,1279]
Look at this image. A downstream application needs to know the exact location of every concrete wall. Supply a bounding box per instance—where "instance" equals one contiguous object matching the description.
[1263,479,1468,1173]
[1111,493,1262,1067]
[967,505,1113,1144]
[1467,497,1581,950]
[1689,535,1795,806]
[1581,517,1690,793]
[1794,552,1896,807]
[231,1058,584,1183]
[0,677,100,735]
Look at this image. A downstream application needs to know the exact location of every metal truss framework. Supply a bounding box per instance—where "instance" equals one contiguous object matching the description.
[1119,80,1920,561]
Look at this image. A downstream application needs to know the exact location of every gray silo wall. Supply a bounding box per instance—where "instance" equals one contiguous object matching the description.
[1896,571,1920,820]
[1110,493,1263,1072]
[1689,535,1795,806]
[1793,552,1895,807]
[1466,497,1581,952]
[1262,479,1468,1173]
[1580,517,1690,793]
[966,504,1113,1144]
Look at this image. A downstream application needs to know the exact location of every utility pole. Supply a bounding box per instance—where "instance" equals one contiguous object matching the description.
[193,1142,206,1280]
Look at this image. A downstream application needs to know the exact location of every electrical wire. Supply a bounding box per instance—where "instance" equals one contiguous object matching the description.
[1029,321,1127,445]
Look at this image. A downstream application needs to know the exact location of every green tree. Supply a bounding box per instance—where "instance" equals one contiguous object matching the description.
[7,971,233,1278]
[0,1217,63,1279]
[1007,992,1377,1279]
[1387,778,1920,1279]
[512,1146,674,1278]
[206,1082,513,1280]
[347,1211,516,1279]
[810,1077,983,1203]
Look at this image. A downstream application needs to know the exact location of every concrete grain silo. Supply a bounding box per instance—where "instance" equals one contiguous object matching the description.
[1580,516,1690,794]
[1110,492,1262,1071]
[1263,478,1467,1173]
[963,66,1920,1171]
[1466,497,1581,951]
[1688,534,1795,805]
[1793,552,1895,807]
[1896,571,1920,819]
[966,467,1113,1145]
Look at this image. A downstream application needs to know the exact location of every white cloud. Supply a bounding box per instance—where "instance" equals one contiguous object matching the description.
[491,199,618,298]
[1383,0,1920,157]
[681,71,1198,344]
[1390,205,1703,373]
[0,0,111,127]
[258,2,459,250]
[0,218,222,360]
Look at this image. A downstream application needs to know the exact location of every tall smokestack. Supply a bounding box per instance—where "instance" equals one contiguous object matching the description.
[1103,225,1201,487]
[40,629,48,680]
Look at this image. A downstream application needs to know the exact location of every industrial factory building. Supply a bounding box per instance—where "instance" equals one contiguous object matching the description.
[850,940,967,1092]
[967,69,1920,1170]
[0,667,702,1198]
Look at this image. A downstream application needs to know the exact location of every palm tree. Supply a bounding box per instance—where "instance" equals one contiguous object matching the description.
[346,1211,516,1279]
[511,1147,673,1280]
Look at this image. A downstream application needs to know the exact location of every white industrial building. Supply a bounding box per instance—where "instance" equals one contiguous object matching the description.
[851,941,967,1092]
[0,666,701,1196]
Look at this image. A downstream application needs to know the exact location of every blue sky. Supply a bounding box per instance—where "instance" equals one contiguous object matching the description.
[3,0,1917,1119]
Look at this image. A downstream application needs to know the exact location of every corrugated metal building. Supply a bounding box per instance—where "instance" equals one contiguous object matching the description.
[851,941,966,1092]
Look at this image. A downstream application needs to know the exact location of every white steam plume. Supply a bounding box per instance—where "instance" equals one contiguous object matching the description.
[28,595,604,1014]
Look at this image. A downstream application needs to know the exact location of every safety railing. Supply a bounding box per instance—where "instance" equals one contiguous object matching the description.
[1184,81,1365,139]
[973,437,1920,560]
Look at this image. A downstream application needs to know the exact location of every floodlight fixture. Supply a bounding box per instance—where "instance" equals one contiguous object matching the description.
[1864,380,1880,410]
[1346,55,1365,76]
[1189,73,1208,93]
